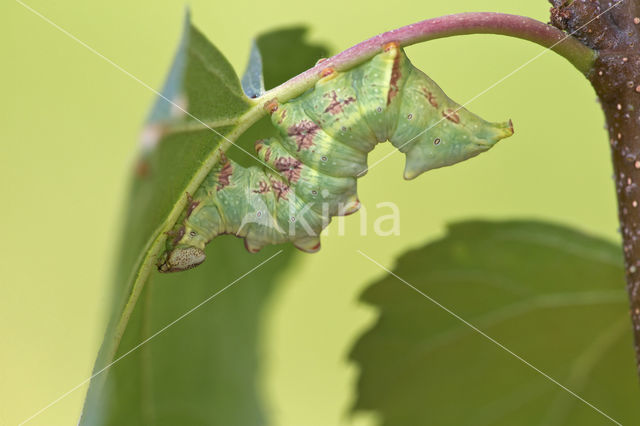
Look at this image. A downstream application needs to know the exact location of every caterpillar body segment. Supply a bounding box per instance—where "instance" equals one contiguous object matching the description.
[158,44,513,272]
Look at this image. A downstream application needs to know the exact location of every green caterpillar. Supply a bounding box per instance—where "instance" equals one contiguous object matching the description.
[158,43,513,272]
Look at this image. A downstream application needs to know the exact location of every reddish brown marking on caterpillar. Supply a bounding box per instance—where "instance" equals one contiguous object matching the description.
[316,58,327,65]
[383,41,399,52]
[320,67,335,78]
[275,157,303,183]
[323,91,355,115]
[216,161,233,191]
[311,242,321,250]
[270,178,290,201]
[166,226,185,246]
[244,238,261,253]
[185,192,200,218]
[277,108,287,125]
[264,99,279,114]
[186,201,200,217]
[443,109,460,124]
[287,120,319,151]
[421,88,438,108]
[342,199,361,216]
[165,227,178,238]
[255,139,273,163]
[253,180,269,194]
[387,46,402,105]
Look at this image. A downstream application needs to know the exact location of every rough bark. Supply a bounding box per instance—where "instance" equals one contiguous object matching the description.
[549,0,640,373]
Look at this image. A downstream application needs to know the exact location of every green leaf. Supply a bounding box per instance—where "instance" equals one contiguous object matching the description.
[351,221,639,425]
[80,17,328,426]
[255,27,327,91]
[80,12,252,424]
[88,245,293,426]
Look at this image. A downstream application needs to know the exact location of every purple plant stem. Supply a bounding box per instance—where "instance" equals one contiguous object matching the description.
[264,12,595,102]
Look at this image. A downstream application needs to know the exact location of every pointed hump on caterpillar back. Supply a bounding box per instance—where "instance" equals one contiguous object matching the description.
[402,118,514,180]
[388,60,515,180]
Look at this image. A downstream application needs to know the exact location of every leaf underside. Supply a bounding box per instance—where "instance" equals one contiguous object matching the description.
[351,220,639,426]
[241,39,265,99]
[80,16,327,426]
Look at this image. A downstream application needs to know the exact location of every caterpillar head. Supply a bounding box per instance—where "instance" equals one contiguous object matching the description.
[158,245,206,273]
[403,118,514,180]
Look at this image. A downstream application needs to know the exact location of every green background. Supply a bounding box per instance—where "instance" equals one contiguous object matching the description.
[1,0,618,425]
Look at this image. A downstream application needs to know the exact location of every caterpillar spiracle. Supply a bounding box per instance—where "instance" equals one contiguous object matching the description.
[158,42,514,272]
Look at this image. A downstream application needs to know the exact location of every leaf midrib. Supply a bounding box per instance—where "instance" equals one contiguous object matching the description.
[103,104,265,372]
